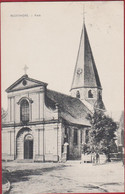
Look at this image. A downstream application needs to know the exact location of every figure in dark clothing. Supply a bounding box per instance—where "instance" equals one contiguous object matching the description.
[96,152,100,164]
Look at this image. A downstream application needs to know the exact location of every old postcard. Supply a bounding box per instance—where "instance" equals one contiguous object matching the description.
[1,1,124,193]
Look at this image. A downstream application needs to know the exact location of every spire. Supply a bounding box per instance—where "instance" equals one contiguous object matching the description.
[71,23,102,91]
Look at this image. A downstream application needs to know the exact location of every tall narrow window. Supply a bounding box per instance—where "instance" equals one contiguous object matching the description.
[20,99,29,123]
[74,129,78,145]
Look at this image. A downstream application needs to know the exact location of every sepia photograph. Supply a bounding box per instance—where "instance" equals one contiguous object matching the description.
[1,1,124,193]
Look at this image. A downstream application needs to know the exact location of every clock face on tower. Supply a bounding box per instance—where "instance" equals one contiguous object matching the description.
[77,68,83,75]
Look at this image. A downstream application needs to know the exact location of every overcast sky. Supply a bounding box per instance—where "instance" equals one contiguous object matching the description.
[1,1,124,120]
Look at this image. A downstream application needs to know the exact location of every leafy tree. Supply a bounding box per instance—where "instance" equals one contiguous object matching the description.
[86,110,118,161]
[1,108,6,117]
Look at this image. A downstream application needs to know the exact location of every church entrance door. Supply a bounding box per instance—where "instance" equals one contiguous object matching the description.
[24,134,33,159]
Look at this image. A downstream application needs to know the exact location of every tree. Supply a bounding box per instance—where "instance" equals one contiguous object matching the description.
[1,107,7,122]
[86,110,118,161]
[1,108,6,117]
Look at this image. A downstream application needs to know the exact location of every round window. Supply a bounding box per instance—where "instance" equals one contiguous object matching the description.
[22,80,27,86]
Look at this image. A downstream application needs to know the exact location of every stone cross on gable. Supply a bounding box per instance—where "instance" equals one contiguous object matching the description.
[23,65,29,74]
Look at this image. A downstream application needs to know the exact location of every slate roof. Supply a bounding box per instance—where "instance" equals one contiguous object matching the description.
[46,89,91,126]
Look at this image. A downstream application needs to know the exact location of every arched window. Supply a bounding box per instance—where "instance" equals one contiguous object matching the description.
[88,90,93,98]
[76,91,80,98]
[20,99,29,123]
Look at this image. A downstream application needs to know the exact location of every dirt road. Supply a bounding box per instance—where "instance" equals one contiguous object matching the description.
[2,161,124,193]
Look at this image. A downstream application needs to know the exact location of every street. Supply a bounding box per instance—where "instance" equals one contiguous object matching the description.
[2,161,124,194]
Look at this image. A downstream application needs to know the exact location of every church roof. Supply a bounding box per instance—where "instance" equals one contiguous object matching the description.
[46,89,91,126]
[6,74,48,93]
[71,23,102,90]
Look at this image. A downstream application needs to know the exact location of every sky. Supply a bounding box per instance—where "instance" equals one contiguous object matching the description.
[1,1,124,121]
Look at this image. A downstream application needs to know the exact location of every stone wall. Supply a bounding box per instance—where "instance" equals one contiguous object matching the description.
[2,123,62,162]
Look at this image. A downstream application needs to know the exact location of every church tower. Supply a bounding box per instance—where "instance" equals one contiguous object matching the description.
[70,22,105,111]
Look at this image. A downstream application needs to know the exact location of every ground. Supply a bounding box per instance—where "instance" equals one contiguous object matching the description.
[2,161,124,194]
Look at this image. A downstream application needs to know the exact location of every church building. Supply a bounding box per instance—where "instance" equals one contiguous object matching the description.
[2,22,105,162]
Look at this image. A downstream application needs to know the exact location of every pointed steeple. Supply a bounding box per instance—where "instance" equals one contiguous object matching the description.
[71,23,101,90]
[70,22,105,111]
